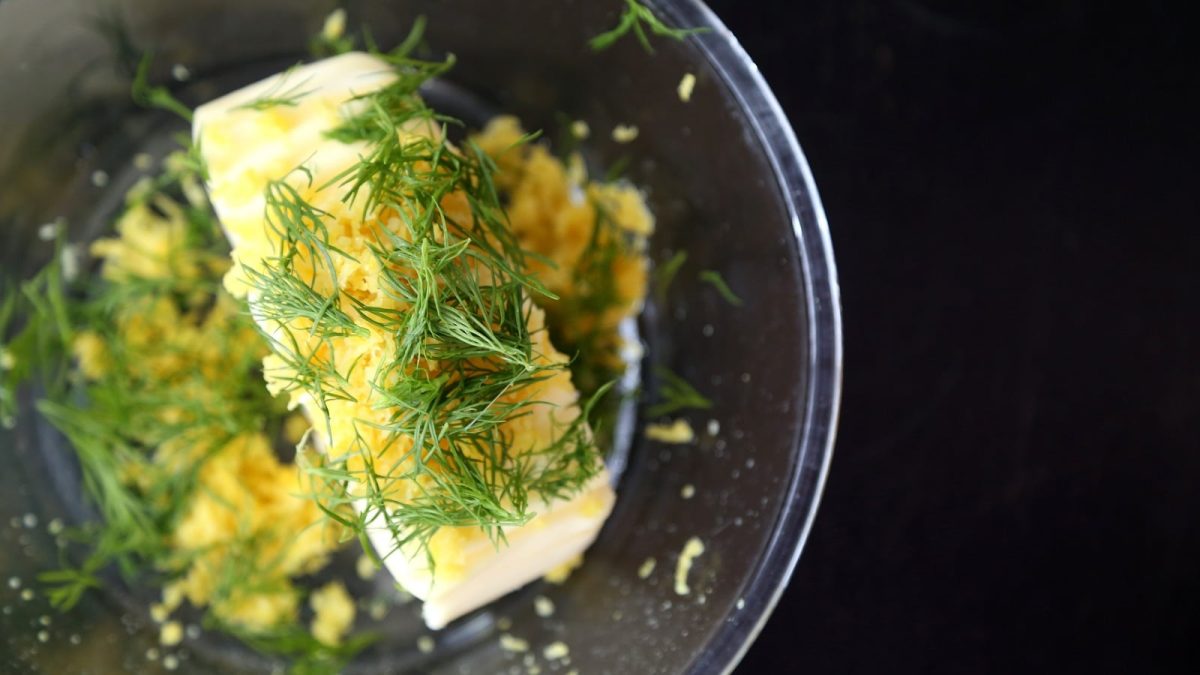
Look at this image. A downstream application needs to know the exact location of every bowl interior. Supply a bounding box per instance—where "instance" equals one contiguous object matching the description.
[0,1,833,673]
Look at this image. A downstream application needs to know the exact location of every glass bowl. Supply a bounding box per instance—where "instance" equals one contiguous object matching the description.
[0,1,841,673]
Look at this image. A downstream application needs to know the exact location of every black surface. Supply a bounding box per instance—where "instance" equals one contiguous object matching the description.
[715,1,1199,673]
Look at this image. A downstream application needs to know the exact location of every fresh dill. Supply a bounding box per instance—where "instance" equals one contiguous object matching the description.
[132,52,193,122]
[654,250,688,305]
[0,236,73,429]
[221,18,608,565]
[647,365,712,418]
[589,0,710,54]
[235,66,316,111]
[2,143,367,668]
[699,269,743,307]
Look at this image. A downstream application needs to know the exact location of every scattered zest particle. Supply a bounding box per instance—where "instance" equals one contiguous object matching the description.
[674,536,706,595]
[322,8,346,41]
[571,119,591,139]
[612,124,639,143]
[706,419,720,436]
[678,73,696,102]
[500,633,530,653]
[311,7,354,56]
[645,418,695,444]
[171,64,191,82]
[638,557,656,579]
[417,635,435,653]
[543,641,570,660]
[159,621,183,646]
[680,484,696,499]
[544,555,583,584]
[356,554,378,580]
[150,603,169,623]
[310,582,355,646]
[533,595,555,618]
[34,224,55,243]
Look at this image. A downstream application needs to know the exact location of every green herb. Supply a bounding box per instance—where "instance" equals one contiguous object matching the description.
[206,615,377,675]
[647,366,711,417]
[0,237,73,429]
[589,0,710,54]
[699,269,743,306]
[235,66,315,111]
[2,172,369,668]
[653,250,687,304]
[229,18,605,566]
[132,53,193,122]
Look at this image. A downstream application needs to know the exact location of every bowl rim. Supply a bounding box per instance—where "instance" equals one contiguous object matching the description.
[653,1,844,671]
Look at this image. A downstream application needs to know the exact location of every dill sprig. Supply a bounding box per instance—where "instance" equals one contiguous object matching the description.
[654,249,688,305]
[2,147,368,668]
[589,0,710,54]
[647,365,712,417]
[0,236,74,428]
[132,52,193,122]
[699,269,743,307]
[236,19,605,564]
[235,66,316,112]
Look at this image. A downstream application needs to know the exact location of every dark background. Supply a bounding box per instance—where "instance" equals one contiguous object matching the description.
[712,1,1200,673]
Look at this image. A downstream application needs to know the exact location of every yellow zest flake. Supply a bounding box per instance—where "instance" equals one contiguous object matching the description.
[677,72,697,102]
[674,536,705,596]
[499,633,530,653]
[159,621,183,647]
[321,8,346,41]
[611,124,639,143]
[72,332,110,380]
[310,582,355,646]
[543,641,570,660]
[638,557,656,579]
[82,180,345,635]
[533,595,555,618]
[570,119,591,139]
[150,603,170,624]
[544,554,583,584]
[645,419,695,444]
[356,553,378,580]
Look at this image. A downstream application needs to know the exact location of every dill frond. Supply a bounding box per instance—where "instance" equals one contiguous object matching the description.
[647,365,712,418]
[226,21,605,561]
[699,269,743,307]
[235,65,316,111]
[654,250,688,305]
[132,52,193,122]
[589,0,710,54]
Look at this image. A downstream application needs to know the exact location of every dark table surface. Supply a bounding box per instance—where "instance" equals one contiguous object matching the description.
[712,1,1199,673]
